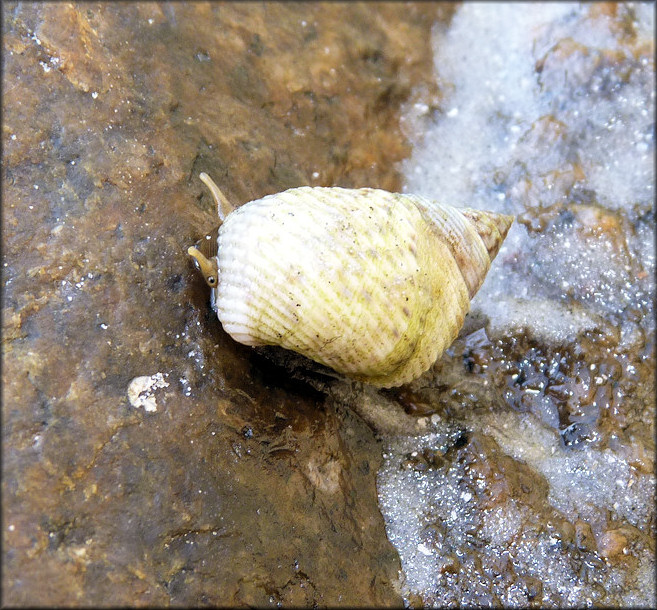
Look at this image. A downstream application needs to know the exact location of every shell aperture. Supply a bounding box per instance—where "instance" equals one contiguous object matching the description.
[189,174,513,387]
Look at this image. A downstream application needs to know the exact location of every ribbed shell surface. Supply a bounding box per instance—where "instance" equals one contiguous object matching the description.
[213,187,504,388]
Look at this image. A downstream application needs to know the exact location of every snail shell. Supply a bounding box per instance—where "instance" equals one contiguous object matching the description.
[189,174,513,388]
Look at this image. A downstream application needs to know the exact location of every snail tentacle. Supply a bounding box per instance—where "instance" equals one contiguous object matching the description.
[199,172,233,222]
[187,245,218,288]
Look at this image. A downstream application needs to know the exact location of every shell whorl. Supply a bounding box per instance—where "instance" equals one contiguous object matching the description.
[409,197,512,299]
[208,186,512,388]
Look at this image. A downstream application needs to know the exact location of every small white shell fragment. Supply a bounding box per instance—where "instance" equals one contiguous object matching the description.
[127,373,169,412]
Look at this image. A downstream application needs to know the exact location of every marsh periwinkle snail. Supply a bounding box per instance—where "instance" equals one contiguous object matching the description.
[188,173,513,387]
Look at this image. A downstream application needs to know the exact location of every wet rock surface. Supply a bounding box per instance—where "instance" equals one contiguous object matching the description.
[2,2,452,606]
[3,2,654,608]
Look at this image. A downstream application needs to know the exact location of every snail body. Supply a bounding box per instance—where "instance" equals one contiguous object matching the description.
[188,174,513,388]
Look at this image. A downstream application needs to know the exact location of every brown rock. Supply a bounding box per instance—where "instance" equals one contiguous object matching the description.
[599,528,628,560]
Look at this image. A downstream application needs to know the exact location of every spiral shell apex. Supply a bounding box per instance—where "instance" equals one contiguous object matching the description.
[188,174,513,388]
